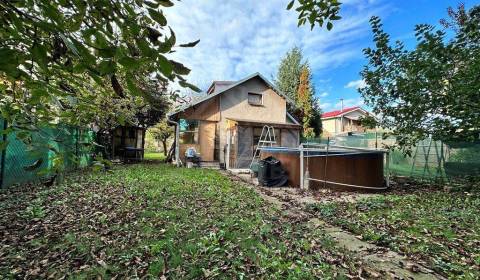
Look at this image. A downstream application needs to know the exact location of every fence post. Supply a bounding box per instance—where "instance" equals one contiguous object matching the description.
[0,119,8,188]
[299,143,304,189]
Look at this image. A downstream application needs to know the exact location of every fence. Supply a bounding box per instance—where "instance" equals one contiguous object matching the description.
[304,132,480,181]
[0,118,95,188]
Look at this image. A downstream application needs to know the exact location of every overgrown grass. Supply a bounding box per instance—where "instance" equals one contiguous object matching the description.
[307,190,480,279]
[0,163,361,279]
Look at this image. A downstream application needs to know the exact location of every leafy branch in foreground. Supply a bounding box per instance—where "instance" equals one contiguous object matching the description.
[360,4,480,154]
[287,0,342,30]
[0,0,200,134]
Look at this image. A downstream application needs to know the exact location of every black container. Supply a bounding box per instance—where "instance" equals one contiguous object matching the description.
[258,156,288,187]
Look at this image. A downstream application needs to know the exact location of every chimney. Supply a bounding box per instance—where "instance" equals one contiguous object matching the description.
[340,98,344,112]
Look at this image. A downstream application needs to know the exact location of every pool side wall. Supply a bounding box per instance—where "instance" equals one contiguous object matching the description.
[260,148,384,190]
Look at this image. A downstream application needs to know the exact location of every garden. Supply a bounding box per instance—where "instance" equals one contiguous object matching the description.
[307,179,480,279]
[1,163,367,279]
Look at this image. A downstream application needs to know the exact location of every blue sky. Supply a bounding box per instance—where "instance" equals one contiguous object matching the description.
[165,0,474,112]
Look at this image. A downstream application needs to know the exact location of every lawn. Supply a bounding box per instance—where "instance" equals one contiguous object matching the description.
[0,163,362,279]
[144,152,166,161]
[307,185,480,279]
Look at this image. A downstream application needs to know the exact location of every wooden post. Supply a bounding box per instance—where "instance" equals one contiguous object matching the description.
[226,129,231,169]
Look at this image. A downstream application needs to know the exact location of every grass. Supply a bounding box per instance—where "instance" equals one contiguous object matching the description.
[144,152,166,161]
[0,163,362,279]
[307,189,480,279]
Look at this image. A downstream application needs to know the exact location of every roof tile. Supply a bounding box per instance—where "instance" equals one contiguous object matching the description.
[321,106,360,118]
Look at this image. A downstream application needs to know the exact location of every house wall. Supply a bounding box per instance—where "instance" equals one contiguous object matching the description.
[217,77,288,164]
[175,76,296,165]
[322,110,369,136]
[322,118,337,137]
[177,97,220,162]
[176,97,220,122]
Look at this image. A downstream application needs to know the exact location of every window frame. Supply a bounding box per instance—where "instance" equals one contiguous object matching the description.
[179,119,199,144]
[247,92,263,106]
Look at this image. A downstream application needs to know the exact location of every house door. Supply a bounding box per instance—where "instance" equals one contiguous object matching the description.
[199,121,216,161]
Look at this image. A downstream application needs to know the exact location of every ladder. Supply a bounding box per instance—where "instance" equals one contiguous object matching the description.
[250,125,276,169]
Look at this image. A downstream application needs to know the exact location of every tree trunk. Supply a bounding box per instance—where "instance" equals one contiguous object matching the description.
[162,140,167,156]
[166,141,175,163]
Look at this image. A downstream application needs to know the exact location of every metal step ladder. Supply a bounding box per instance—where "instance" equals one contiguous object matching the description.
[250,125,276,169]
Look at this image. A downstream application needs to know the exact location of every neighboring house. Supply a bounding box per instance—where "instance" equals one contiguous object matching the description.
[321,106,371,137]
[168,73,301,169]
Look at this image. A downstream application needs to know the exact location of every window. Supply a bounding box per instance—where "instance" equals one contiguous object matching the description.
[248,92,263,106]
[179,119,199,144]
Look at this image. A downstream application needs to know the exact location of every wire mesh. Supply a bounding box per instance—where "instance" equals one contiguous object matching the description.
[0,118,95,188]
[304,132,480,181]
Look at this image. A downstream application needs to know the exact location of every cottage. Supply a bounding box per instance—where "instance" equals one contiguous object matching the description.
[321,106,372,137]
[167,73,301,169]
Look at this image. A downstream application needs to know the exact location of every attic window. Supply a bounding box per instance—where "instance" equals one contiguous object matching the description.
[248,92,263,106]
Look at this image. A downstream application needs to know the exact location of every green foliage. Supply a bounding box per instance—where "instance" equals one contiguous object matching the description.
[275,46,304,104]
[0,0,198,137]
[360,4,480,154]
[146,120,173,156]
[287,0,342,30]
[297,66,315,138]
[275,47,322,137]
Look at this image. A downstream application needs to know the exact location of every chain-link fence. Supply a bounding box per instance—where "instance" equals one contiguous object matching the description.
[0,118,95,188]
[303,132,480,181]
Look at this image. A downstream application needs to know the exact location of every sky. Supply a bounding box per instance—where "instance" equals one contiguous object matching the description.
[165,0,475,113]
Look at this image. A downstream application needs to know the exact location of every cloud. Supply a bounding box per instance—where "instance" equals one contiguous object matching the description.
[319,102,333,111]
[345,79,367,89]
[164,0,390,93]
[319,91,329,98]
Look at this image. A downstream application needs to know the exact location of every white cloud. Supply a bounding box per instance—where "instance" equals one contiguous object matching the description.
[164,0,390,93]
[319,91,329,98]
[319,102,333,111]
[345,79,367,89]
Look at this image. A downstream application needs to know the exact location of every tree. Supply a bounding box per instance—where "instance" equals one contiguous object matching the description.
[287,0,342,30]
[0,0,199,142]
[275,47,322,137]
[311,96,323,137]
[148,120,173,156]
[360,4,480,154]
[275,46,304,104]
[297,66,315,138]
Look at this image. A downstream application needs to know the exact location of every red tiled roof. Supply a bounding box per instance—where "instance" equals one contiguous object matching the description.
[321,106,360,118]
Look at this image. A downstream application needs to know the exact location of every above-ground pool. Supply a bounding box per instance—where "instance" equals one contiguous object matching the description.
[260,146,387,191]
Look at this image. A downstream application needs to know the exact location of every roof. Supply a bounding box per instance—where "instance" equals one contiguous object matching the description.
[206,81,235,94]
[321,106,366,119]
[286,112,300,125]
[226,117,301,129]
[168,72,295,118]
